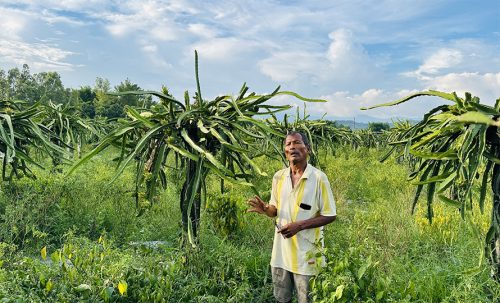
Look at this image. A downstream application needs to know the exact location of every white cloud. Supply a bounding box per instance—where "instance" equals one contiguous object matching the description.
[102,1,182,41]
[190,37,258,61]
[405,48,463,79]
[188,23,218,39]
[0,39,77,71]
[139,42,171,68]
[0,8,27,39]
[5,0,105,11]
[258,28,378,85]
[424,72,500,103]
[141,44,157,53]
[318,89,395,118]
[258,51,324,82]
[327,29,369,70]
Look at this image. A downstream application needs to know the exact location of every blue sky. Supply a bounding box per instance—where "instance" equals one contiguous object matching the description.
[0,0,499,119]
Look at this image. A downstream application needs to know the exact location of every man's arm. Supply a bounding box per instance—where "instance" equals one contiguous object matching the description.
[247,196,277,217]
[278,215,336,238]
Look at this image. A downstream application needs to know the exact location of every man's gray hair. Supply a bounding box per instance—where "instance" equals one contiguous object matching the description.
[285,131,311,149]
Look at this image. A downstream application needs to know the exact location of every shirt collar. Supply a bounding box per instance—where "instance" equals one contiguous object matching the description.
[284,163,312,179]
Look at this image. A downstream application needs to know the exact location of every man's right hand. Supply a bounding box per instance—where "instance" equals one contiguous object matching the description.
[247,195,271,214]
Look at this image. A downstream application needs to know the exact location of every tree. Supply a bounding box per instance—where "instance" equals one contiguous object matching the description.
[34,71,68,105]
[368,122,390,132]
[362,90,500,281]
[78,86,96,103]
[93,77,113,116]
[70,51,325,246]
[76,86,97,119]
[114,79,152,107]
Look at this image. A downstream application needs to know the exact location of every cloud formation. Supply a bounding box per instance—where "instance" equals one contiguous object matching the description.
[0,0,497,119]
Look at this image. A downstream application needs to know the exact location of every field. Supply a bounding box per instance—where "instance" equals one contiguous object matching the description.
[0,147,498,302]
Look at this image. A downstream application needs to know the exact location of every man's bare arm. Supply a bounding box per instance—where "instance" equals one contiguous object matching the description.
[279,215,336,238]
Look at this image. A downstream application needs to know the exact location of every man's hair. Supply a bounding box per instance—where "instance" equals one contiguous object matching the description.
[285,131,311,149]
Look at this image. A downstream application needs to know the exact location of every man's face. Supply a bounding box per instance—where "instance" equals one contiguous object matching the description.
[284,134,309,164]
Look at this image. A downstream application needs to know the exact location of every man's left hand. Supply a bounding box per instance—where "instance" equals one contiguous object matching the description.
[278,222,302,238]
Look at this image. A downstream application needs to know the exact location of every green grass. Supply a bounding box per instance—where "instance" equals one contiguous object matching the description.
[0,147,498,302]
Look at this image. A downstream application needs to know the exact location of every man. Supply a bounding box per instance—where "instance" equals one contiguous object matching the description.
[248,131,336,303]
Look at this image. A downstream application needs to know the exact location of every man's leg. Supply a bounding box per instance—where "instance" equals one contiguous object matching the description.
[292,272,312,303]
[271,267,293,303]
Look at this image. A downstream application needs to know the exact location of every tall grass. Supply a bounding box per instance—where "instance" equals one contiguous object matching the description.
[0,147,497,301]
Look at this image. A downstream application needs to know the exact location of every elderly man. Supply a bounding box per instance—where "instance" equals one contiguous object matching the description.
[248,131,336,303]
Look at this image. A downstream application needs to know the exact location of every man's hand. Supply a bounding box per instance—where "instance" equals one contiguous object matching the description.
[278,222,303,238]
[247,196,268,214]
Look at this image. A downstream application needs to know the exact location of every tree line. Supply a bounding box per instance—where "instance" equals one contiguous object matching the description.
[0,64,152,119]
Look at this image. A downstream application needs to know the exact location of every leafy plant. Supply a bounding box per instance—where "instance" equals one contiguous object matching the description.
[206,193,242,237]
[0,99,65,180]
[40,101,100,164]
[69,51,325,245]
[362,90,500,281]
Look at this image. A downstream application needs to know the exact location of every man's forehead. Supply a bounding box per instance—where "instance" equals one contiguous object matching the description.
[285,134,303,142]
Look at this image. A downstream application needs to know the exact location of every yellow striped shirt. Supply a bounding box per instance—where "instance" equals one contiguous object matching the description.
[269,164,336,275]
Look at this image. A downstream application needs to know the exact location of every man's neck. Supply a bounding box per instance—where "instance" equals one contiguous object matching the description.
[289,161,307,177]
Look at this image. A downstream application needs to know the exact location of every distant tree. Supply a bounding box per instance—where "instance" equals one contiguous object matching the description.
[81,102,96,119]
[94,77,115,116]
[34,71,68,104]
[96,78,153,119]
[76,85,97,118]
[325,120,351,130]
[115,78,153,107]
[79,86,96,103]
[368,122,390,132]
[0,69,8,100]
[101,102,123,119]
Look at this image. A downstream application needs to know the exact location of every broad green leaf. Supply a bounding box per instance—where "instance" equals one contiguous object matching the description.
[181,129,233,176]
[484,152,500,164]
[412,171,454,185]
[197,120,210,133]
[241,153,267,176]
[436,171,457,192]
[469,102,500,115]
[412,161,435,213]
[126,107,156,128]
[410,149,458,160]
[195,50,203,106]
[167,143,199,161]
[438,194,461,208]
[479,161,493,213]
[111,125,167,183]
[426,162,442,223]
[186,159,203,246]
[276,91,327,103]
[361,90,457,110]
[75,284,91,292]
[451,111,500,126]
